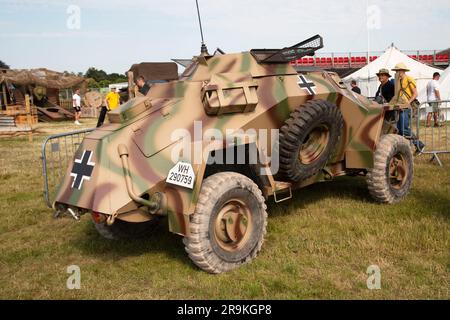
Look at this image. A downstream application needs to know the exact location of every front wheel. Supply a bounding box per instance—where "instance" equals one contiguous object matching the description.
[183,172,268,274]
[367,134,414,204]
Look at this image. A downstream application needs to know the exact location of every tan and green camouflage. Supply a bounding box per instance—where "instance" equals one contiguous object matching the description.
[52,38,407,236]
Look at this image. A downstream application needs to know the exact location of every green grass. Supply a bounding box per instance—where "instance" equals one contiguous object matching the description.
[0,120,449,299]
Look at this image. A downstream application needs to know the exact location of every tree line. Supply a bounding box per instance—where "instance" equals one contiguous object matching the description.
[84,67,128,88]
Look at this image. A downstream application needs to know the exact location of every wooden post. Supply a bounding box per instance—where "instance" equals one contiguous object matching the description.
[392,72,403,105]
[25,94,33,142]
[127,71,135,101]
[1,83,7,108]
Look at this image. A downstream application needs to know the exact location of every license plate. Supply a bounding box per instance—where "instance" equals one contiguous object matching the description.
[166,161,195,189]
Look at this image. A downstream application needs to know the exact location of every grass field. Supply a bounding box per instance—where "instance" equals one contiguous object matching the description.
[0,120,449,299]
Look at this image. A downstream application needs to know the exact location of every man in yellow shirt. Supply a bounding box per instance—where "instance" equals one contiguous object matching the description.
[105,87,120,111]
[97,87,121,127]
[394,63,418,105]
[392,63,424,153]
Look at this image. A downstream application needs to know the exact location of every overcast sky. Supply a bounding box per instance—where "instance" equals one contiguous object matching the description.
[1,0,449,74]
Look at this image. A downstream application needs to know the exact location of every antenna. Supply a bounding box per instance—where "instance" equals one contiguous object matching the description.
[195,0,209,55]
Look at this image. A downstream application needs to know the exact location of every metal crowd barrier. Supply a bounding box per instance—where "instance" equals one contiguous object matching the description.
[413,100,450,166]
[41,128,95,208]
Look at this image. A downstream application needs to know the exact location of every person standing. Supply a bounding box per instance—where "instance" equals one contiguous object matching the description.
[72,88,82,125]
[426,72,441,127]
[350,80,361,94]
[392,62,425,153]
[106,87,120,111]
[392,63,418,136]
[375,68,395,103]
[97,87,120,127]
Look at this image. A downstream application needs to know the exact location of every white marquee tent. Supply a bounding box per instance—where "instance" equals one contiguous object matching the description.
[430,66,450,121]
[438,66,450,100]
[344,45,443,103]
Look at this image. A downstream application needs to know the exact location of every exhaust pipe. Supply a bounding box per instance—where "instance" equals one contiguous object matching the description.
[118,144,161,213]
[54,204,81,221]
[67,208,80,221]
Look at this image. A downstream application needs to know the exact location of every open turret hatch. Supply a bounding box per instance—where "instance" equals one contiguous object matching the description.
[250,35,324,64]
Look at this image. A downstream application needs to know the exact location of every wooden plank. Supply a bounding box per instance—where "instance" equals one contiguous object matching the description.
[1,83,8,107]
[25,94,33,142]
[0,115,16,127]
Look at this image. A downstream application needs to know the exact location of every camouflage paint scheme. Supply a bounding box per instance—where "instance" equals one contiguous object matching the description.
[53,50,402,236]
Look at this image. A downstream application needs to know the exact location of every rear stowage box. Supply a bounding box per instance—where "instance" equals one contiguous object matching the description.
[202,72,258,115]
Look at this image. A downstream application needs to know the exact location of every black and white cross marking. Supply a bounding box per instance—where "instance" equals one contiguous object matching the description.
[297,75,317,95]
[70,150,95,190]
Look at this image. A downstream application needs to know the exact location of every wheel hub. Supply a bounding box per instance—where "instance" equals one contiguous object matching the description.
[214,199,252,252]
[299,124,330,165]
[389,153,408,189]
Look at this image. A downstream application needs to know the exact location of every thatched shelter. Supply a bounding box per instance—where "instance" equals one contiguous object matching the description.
[0,68,87,125]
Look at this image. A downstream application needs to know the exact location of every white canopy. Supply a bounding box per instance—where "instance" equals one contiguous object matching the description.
[438,67,450,101]
[344,45,443,102]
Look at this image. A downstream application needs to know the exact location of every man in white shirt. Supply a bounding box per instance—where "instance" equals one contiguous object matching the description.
[72,88,82,125]
[426,72,441,127]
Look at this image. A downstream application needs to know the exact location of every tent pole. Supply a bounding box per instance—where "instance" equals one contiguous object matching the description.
[366,0,371,97]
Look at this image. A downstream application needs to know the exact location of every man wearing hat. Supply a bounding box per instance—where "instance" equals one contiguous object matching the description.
[392,62,425,153]
[392,62,416,137]
[392,62,418,107]
[375,68,395,103]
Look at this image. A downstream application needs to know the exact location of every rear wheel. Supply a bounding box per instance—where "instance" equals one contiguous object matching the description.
[367,134,413,204]
[183,172,267,274]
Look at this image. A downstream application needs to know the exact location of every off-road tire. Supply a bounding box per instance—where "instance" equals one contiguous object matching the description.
[93,217,160,240]
[367,134,413,204]
[279,100,343,182]
[183,172,268,274]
